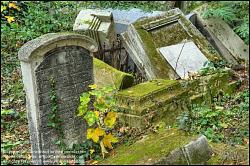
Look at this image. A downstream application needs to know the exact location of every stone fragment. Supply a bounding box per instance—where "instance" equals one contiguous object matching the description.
[73,9,116,49]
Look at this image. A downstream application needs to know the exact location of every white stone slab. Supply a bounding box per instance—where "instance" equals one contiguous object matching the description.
[159,41,208,79]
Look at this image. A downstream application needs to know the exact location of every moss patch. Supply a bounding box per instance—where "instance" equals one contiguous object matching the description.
[99,128,197,165]
[93,58,134,90]
[208,142,249,165]
[117,79,178,98]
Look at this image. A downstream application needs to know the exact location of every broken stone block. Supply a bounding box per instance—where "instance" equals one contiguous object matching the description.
[159,41,208,79]
[156,135,212,165]
[194,6,249,64]
[93,58,134,90]
[73,9,116,49]
[116,70,238,128]
[122,8,221,80]
[116,79,190,128]
[99,128,212,165]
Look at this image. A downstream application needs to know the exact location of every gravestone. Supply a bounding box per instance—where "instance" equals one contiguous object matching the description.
[122,8,221,80]
[158,41,208,79]
[18,33,98,165]
[194,6,249,64]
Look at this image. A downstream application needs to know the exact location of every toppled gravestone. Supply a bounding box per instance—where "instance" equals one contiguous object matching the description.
[194,5,249,64]
[99,128,212,165]
[122,8,221,80]
[18,33,98,165]
[93,58,134,89]
[73,9,116,49]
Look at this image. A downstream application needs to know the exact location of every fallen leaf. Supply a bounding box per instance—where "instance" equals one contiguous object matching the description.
[102,133,118,149]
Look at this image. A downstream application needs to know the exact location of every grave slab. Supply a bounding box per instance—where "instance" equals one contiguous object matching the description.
[159,41,208,79]
[122,8,221,80]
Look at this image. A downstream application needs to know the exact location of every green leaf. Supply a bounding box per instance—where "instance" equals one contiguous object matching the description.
[84,111,98,126]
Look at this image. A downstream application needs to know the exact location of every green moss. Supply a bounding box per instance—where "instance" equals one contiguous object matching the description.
[207,142,249,165]
[133,24,177,79]
[93,58,134,89]
[99,128,196,165]
[117,79,178,97]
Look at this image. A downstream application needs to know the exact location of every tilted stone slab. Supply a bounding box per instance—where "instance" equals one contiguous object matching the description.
[99,128,212,165]
[159,41,208,79]
[18,33,98,165]
[93,57,134,90]
[121,8,221,80]
[194,6,249,63]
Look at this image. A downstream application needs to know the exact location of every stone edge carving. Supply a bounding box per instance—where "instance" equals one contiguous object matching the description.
[18,32,98,62]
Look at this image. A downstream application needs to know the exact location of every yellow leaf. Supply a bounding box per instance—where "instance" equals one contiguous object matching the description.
[100,141,108,158]
[102,133,118,149]
[8,2,20,11]
[94,111,99,117]
[87,127,105,143]
[95,127,105,137]
[89,84,97,89]
[1,5,7,12]
[5,16,15,23]
[104,112,117,128]
[90,149,95,154]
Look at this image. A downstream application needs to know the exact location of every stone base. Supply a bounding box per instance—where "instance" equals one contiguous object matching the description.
[99,128,212,165]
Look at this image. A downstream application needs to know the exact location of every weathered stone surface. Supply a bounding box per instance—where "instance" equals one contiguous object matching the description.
[208,142,249,165]
[73,9,116,49]
[99,128,212,165]
[116,79,189,128]
[116,70,238,128]
[93,58,134,89]
[156,135,212,165]
[159,41,208,79]
[122,8,221,80]
[194,6,249,64]
[18,33,98,165]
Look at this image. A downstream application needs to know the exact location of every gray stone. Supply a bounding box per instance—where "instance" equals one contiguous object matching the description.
[73,9,116,49]
[194,6,249,64]
[159,41,208,79]
[18,33,98,165]
[121,8,221,80]
[156,135,212,165]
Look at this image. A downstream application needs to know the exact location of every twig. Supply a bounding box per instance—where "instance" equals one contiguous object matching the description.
[175,39,187,71]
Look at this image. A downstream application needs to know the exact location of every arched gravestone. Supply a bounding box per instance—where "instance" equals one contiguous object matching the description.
[18,33,98,165]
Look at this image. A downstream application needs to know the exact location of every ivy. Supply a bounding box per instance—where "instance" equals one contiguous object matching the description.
[77,84,119,159]
[48,77,66,150]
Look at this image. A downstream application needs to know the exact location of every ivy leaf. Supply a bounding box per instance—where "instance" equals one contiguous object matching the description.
[89,84,97,90]
[90,149,95,154]
[87,127,105,143]
[77,105,88,117]
[102,133,118,149]
[8,2,20,11]
[84,111,98,126]
[5,16,15,23]
[1,5,7,12]
[104,112,117,128]
[80,92,90,104]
